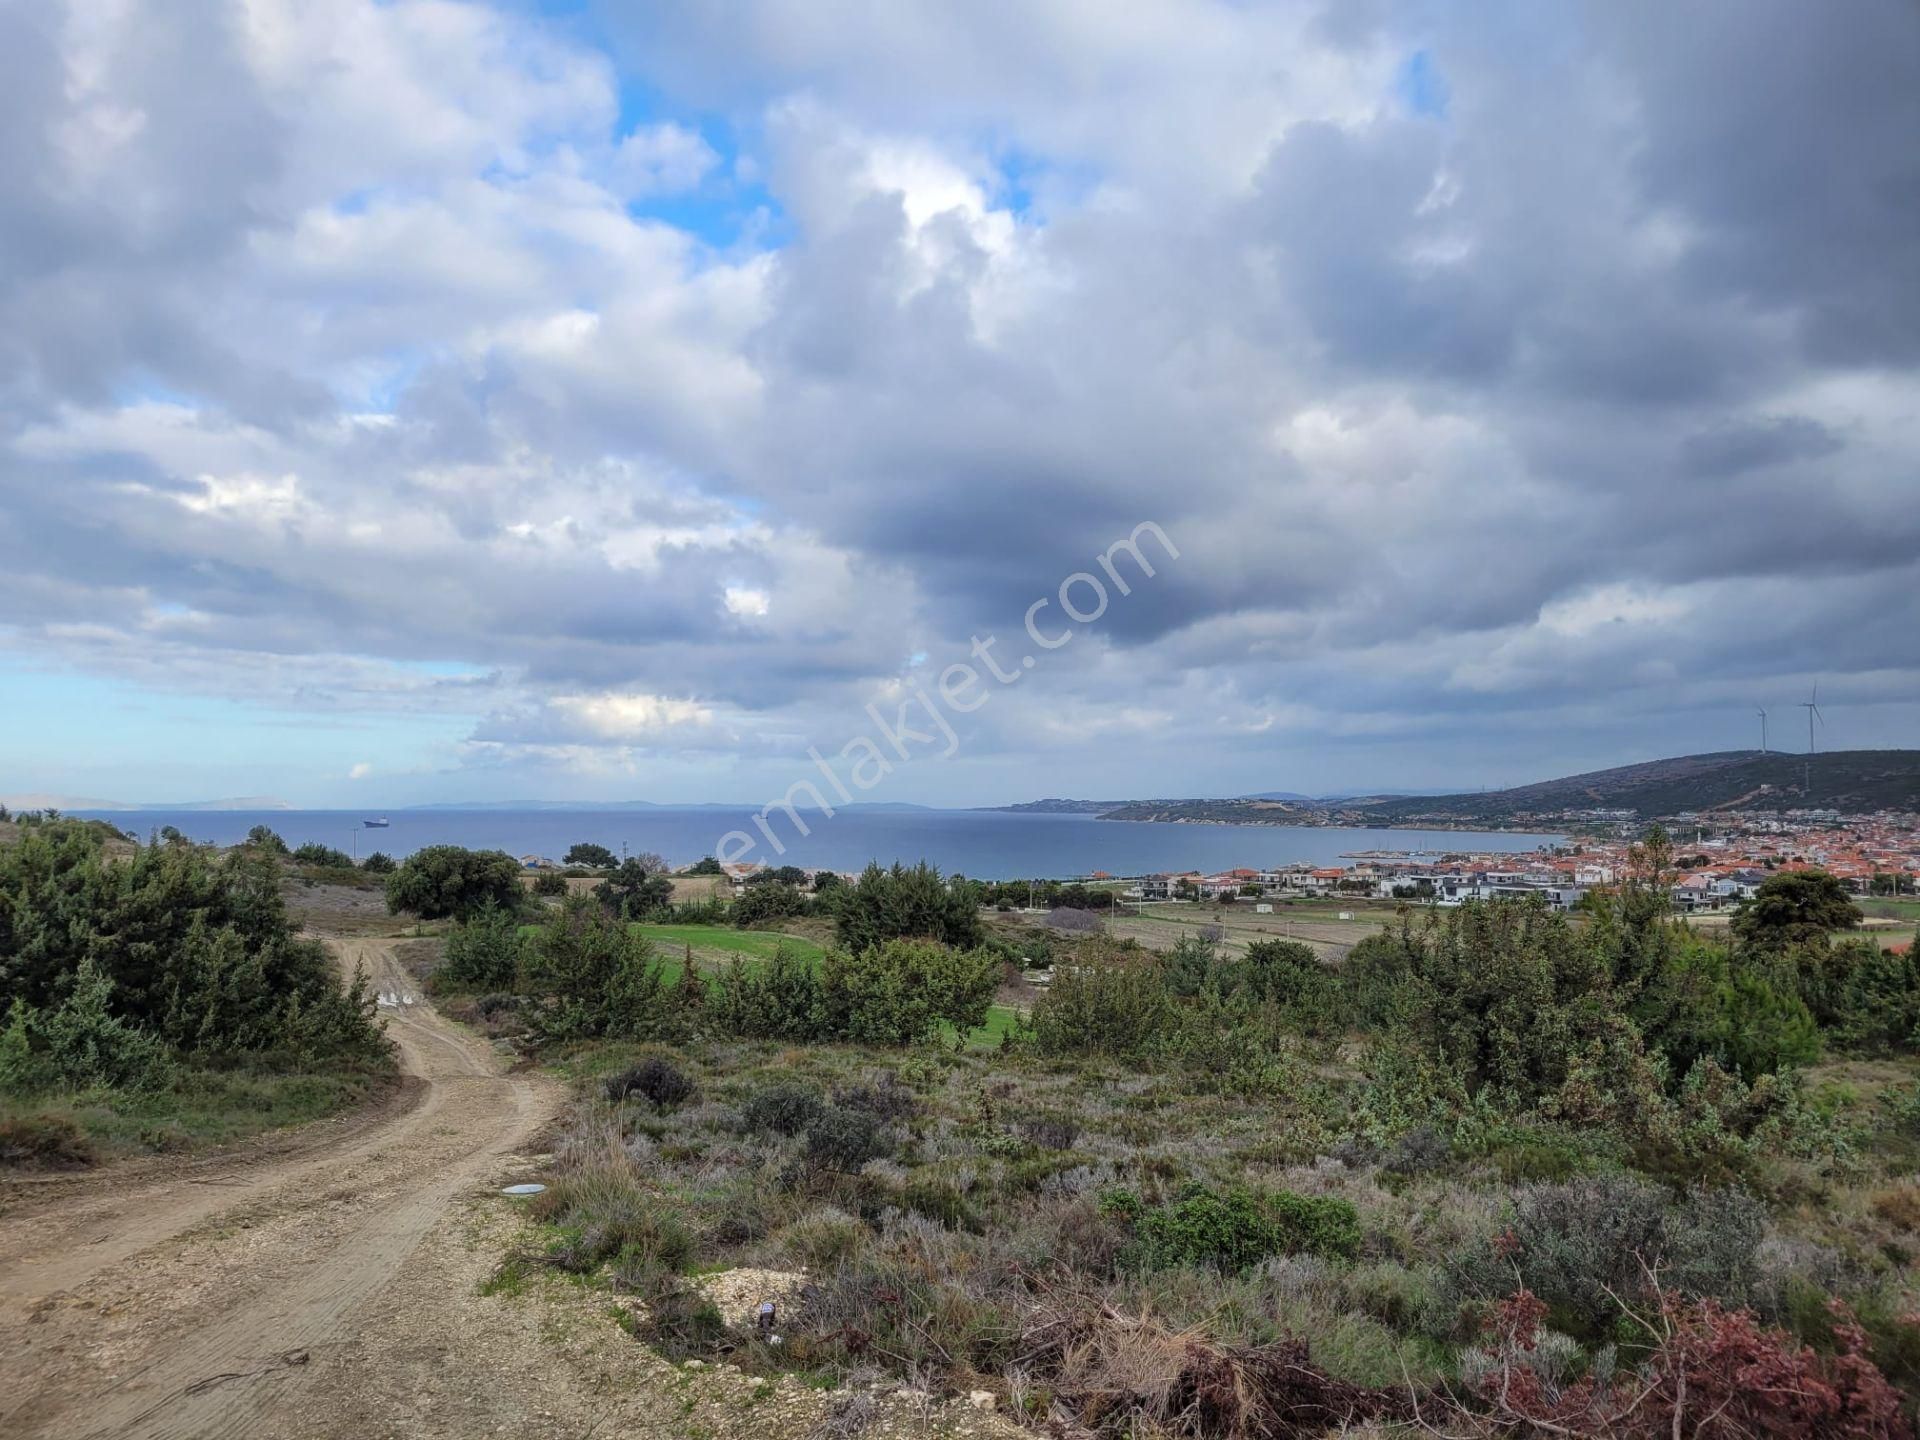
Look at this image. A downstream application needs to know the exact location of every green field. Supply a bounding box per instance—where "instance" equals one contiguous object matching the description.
[1857,897,1920,924]
[634,923,827,966]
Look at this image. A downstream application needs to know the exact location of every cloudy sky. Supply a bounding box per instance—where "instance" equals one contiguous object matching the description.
[2,0,1917,808]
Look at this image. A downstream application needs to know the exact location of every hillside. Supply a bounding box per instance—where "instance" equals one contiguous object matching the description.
[1009,750,1920,829]
[1344,749,1920,824]
[1096,796,1327,824]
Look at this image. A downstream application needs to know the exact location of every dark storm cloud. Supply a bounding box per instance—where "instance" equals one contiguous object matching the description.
[1593,0,1920,368]
[1681,418,1844,480]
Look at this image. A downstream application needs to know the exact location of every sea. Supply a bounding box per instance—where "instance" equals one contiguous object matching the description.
[77,807,1566,881]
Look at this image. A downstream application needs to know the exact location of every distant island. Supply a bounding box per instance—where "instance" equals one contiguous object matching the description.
[0,794,292,813]
[989,750,1920,827]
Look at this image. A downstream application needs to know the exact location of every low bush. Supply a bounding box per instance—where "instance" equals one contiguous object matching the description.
[1450,1177,1769,1340]
[741,1083,826,1137]
[603,1057,695,1111]
[1126,1183,1360,1272]
[806,1108,887,1173]
[637,1283,729,1359]
[292,842,357,870]
[531,1159,693,1287]
[0,1114,96,1170]
[832,1072,917,1123]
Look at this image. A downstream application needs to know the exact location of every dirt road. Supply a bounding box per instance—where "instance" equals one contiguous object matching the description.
[0,937,562,1440]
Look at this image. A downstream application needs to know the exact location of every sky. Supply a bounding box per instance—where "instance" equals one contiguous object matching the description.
[2,0,1917,809]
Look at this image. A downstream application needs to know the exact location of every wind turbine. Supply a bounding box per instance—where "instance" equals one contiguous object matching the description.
[1756,706,1768,754]
[1799,684,1822,755]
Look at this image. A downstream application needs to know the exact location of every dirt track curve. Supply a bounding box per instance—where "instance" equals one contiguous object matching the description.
[0,937,562,1440]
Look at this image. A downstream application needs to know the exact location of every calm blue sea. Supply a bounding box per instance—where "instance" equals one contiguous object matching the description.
[78,807,1564,881]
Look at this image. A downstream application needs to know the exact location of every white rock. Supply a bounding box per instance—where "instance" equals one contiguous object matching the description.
[967,1390,997,1410]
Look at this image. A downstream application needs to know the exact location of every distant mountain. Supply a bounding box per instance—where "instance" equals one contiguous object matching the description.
[407,800,665,811]
[1236,789,1442,803]
[985,798,1132,814]
[1096,797,1326,824]
[4,794,290,812]
[1344,749,1920,823]
[408,799,934,813]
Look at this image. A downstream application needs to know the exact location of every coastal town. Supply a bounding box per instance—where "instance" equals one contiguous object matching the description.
[1103,808,1920,915]
[649,806,1920,922]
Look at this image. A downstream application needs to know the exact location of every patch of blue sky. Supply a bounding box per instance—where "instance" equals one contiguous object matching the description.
[614,86,788,250]
[1396,49,1450,119]
[0,657,476,771]
[109,373,203,411]
[334,349,430,416]
[989,146,1097,225]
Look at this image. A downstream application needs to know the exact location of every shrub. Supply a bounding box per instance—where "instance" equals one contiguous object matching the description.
[291,842,357,869]
[593,858,674,921]
[0,1115,96,1170]
[0,964,175,1095]
[359,851,396,874]
[531,1160,693,1283]
[806,1109,887,1173]
[438,903,525,992]
[833,1072,917,1123]
[245,825,289,854]
[603,1057,695,1111]
[532,871,567,897]
[0,824,384,1072]
[741,1083,827,1137]
[638,1284,729,1359]
[834,861,982,952]
[818,939,1000,1046]
[897,1177,982,1231]
[1823,940,1920,1055]
[710,951,825,1042]
[733,881,808,926]
[1469,1287,1910,1440]
[1381,1125,1451,1176]
[1452,1177,1769,1340]
[518,897,674,1043]
[1016,1113,1081,1150]
[384,845,525,921]
[1031,952,1177,1060]
[1127,1183,1360,1272]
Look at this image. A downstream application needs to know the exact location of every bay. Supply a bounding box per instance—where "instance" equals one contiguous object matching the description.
[79,807,1565,881]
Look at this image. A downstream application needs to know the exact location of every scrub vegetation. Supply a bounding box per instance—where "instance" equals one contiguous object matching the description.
[0,816,391,1165]
[445,830,1920,1437]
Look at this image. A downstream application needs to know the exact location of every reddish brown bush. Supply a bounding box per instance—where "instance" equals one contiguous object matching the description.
[1470,1286,1913,1440]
